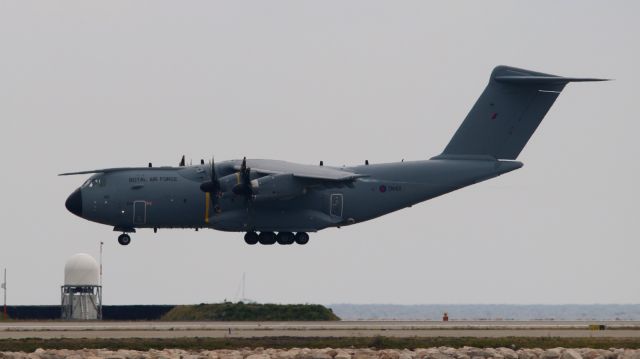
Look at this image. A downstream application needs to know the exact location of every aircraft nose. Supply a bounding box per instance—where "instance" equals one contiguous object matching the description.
[65,188,83,217]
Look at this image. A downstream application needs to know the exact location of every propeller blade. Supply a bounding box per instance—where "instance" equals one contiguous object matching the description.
[240,157,247,173]
[232,157,253,199]
[211,157,218,182]
[199,156,221,194]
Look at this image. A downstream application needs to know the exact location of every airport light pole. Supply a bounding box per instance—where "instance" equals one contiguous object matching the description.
[99,242,103,287]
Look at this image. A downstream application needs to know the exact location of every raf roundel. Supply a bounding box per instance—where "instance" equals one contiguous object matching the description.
[379,185,387,193]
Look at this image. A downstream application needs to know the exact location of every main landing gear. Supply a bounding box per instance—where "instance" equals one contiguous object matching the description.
[244,231,310,245]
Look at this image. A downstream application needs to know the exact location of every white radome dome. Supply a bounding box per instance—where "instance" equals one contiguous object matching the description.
[64,253,99,286]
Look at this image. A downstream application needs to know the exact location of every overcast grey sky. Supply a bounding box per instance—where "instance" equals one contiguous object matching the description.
[0,1,638,305]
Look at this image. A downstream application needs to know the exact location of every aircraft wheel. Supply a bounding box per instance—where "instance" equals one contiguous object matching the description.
[276,232,295,245]
[294,232,309,245]
[244,232,258,245]
[118,233,131,246]
[258,231,276,245]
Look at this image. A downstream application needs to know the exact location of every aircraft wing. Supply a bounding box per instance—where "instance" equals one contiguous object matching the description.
[234,159,364,181]
[58,167,173,176]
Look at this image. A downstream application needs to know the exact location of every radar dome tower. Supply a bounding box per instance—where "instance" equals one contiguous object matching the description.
[61,253,102,320]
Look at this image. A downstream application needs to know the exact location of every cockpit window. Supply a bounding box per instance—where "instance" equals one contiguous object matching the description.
[82,177,106,188]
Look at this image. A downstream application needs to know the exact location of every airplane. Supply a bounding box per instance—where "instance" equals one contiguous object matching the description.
[61,65,606,246]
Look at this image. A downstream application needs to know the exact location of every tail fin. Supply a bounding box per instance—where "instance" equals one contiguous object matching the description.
[441,65,607,160]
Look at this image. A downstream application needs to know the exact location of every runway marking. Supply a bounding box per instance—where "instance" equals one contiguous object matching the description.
[2,321,640,339]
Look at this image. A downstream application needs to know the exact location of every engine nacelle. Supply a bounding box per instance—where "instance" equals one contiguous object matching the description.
[250,174,305,201]
[217,173,240,192]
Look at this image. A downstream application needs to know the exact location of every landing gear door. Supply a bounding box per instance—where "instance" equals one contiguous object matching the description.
[133,200,146,225]
[330,194,343,218]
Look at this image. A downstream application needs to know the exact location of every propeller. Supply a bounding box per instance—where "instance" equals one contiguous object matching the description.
[200,157,222,215]
[232,157,254,199]
[200,157,221,194]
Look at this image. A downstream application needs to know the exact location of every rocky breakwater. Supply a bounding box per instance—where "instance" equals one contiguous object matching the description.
[1,347,640,359]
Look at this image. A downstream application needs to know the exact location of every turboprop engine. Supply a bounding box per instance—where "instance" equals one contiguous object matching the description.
[250,174,305,201]
[216,173,244,193]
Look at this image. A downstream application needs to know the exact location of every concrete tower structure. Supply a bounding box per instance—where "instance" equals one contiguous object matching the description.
[61,253,102,320]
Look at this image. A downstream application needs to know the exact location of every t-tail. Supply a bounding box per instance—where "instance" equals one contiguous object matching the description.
[438,65,608,160]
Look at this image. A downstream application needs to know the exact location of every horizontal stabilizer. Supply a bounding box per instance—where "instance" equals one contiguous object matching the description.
[495,76,609,84]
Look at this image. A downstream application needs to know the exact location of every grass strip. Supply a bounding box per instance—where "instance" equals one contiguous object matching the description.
[2,336,640,352]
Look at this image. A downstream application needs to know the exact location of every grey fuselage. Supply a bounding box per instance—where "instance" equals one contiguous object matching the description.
[65,65,602,236]
[66,158,522,233]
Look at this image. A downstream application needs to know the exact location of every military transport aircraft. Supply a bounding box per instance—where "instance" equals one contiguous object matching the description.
[61,66,605,246]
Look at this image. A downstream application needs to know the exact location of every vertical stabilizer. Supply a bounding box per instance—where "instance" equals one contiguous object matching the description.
[441,66,606,160]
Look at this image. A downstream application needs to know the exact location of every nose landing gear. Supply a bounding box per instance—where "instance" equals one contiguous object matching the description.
[113,227,135,246]
[117,233,131,246]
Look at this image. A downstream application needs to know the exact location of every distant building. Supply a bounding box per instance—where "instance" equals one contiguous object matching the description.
[61,253,102,320]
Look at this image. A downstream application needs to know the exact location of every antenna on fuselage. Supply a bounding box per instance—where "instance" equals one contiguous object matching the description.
[179,155,185,167]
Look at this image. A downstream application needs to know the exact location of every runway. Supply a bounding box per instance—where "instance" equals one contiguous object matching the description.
[2,321,640,339]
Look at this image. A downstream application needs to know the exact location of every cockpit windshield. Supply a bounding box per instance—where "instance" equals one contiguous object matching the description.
[81,176,106,188]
